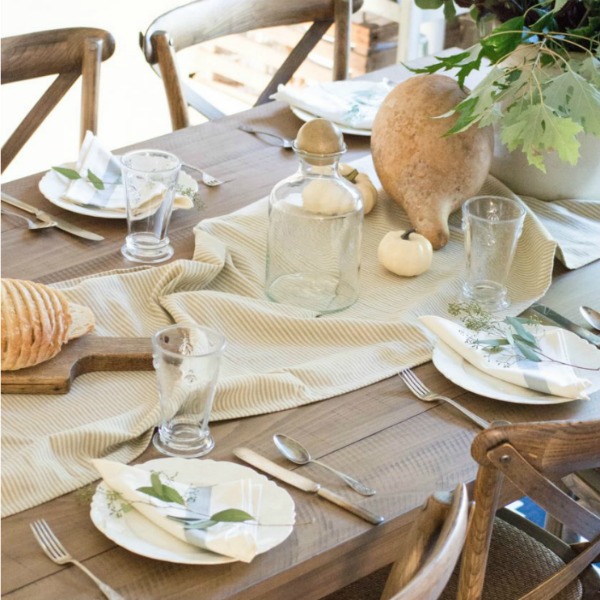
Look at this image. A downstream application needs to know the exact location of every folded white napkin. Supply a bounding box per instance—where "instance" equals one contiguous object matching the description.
[271,80,393,130]
[92,458,261,562]
[57,132,194,212]
[420,315,597,400]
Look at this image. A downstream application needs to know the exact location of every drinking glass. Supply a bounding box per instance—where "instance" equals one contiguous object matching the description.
[462,195,526,310]
[152,324,226,458]
[121,149,180,263]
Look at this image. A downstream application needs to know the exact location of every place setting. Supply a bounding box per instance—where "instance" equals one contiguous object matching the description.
[415,194,600,408]
[87,322,294,565]
[38,132,199,220]
[88,321,383,567]
[271,79,395,136]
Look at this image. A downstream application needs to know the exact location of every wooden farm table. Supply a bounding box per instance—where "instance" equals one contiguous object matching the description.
[2,64,600,600]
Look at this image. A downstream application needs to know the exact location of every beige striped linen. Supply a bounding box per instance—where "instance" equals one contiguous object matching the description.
[2,154,582,517]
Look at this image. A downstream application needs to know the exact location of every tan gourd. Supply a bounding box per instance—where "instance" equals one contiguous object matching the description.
[371,74,494,249]
[1,278,95,371]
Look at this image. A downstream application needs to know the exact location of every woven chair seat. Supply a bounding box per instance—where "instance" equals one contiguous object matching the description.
[324,511,584,600]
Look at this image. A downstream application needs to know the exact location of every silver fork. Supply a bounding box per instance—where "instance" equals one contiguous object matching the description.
[30,519,125,600]
[399,368,490,429]
[181,163,224,187]
[1,207,55,229]
[238,124,294,148]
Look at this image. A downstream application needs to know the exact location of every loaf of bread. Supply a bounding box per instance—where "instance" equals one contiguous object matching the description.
[1,278,95,371]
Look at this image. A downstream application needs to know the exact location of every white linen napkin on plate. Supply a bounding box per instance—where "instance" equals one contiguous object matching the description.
[271,80,394,130]
[419,315,598,400]
[92,458,261,562]
[57,132,193,212]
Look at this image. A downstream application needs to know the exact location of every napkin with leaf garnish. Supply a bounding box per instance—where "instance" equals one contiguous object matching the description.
[419,315,599,400]
[52,132,194,212]
[271,80,393,130]
[92,459,261,562]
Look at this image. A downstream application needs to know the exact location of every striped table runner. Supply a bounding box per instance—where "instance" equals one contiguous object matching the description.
[4,155,594,517]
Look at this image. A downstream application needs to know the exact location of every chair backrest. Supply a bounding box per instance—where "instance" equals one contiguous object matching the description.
[140,0,364,130]
[381,483,469,600]
[1,27,115,173]
[457,419,600,600]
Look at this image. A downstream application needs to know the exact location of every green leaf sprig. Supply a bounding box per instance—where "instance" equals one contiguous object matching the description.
[53,167,201,206]
[409,0,600,171]
[168,508,256,531]
[137,472,186,505]
[448,301,542,362]
[52,166,119,190]
[448,301,600,370]
[134,471,257,532]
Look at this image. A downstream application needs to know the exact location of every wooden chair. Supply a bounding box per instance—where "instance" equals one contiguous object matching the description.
[139,0,364,130]
[455,419,600,600]
[325,483,470,600]
[328,419,600,600]
[1,27,115,173]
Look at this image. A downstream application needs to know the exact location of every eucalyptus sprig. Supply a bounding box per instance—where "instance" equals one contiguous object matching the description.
[52,166,118,190]
[448,301,543,361]
[448,301,600,371]
[52,166,201,206]
[131,472,256,530]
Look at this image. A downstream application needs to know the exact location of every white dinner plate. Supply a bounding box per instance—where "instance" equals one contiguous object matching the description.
[90,458,295,564]
[290,106,372,137]
[39,163,198,219]
[431,331,600,405]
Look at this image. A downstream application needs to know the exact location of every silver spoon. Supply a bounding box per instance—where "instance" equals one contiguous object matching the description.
[273,434,376,496]
[1,208,55,229]
[580,306,600,330]
[238,125,294,149]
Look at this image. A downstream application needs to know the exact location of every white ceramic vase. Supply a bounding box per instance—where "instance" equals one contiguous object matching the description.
[489,46,600,201]
[490,131,600,201]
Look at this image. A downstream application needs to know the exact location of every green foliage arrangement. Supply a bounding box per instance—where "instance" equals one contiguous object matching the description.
[413,0,600,171]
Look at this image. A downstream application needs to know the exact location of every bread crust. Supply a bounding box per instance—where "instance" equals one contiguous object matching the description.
[1,278,94,371]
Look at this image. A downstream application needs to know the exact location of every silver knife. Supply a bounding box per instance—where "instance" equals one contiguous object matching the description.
[233,447,384,525]
[527,304,600,347]
[1,192,104,241]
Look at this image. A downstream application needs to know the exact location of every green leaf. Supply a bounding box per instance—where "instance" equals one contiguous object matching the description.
[445,96,480,134]
[515,339,542,362]
[552,0,570,12]
[151,472,164,496]
[53,166,82,180]
[162,485,186,506]
[210,508,255,523]
[543,69,600,135]
[475,338,510,347]
[414,0,444,9]
[136,486,160,499]
[505,316,537,345]
[87,169,105,190]
[500,102,583,170]
[480,17,525,63]
[570,56,600,89]
[442,0,457,21]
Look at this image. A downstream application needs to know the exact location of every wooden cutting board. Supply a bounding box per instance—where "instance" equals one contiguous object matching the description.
[1,336,153,394]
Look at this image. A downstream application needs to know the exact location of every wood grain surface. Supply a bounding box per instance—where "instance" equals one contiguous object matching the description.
[1,336,153,394]
[2,65,599,600]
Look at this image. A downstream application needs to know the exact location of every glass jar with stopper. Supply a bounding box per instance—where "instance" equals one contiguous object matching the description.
[265,119,363,313]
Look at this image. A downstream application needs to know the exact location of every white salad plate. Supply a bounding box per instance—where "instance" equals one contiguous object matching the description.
[432,328,600,405]
[39,163,197,219]
[90,458,295,564]
[290,106,372,137]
